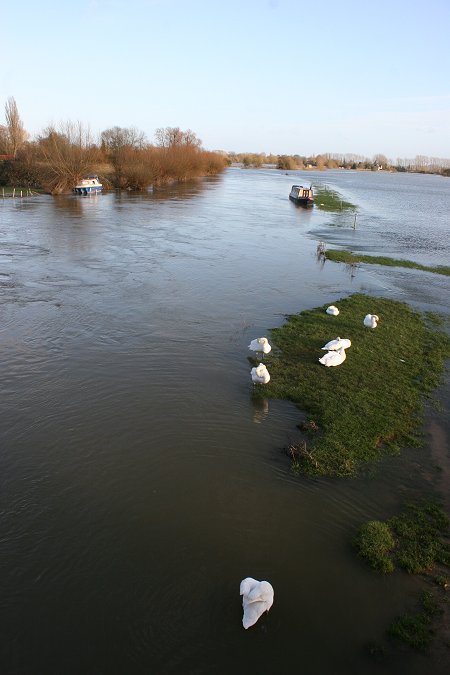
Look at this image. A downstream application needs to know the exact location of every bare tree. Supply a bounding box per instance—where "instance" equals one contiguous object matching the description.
[100,126,147,186]
[100,126,147,152]
[4,97,27,157]
[0,124,9,154]
[37,121,100,193]
[155,126,202,148]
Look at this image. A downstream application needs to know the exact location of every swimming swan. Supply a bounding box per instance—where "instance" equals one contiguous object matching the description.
[240,577,274,629]
[364,314,379,328]
[251,363,270,384]
[321,337,351,351]
[248,337,272,355]
[326,305,340,316]
[319,347,347,367]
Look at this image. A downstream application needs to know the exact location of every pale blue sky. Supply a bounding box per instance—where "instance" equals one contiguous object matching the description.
[2,0,449,159]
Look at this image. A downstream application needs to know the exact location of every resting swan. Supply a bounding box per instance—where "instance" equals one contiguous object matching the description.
[240,577,274,629]
[251,363,270,384]
[326,305,340,316]
[364,314,379,328]
[319,347,347,367]
[321,337,351,351]
[248,337,272,355]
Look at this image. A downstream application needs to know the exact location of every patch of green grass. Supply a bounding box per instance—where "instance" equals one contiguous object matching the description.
[355,500,450,575]
[313,185,356,211]
[388,591,442,651]
[354,521,396,573]
[253,293,450,477]
[388,501,450,574]
[325,249,450,276]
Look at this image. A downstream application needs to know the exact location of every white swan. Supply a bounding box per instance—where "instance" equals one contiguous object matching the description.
[319,347,347,367]
[240,577,274,629]
[321,337,351,351]
[326,305,340,316]
[251,363,270,384]
[364,314,379,328]
[248,337,272,355]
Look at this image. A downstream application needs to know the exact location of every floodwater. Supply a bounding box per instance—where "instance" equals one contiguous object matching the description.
[0,168,449,674]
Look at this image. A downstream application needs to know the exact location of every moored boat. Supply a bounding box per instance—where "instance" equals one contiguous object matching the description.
[289,184,314,206]
[73,175,103,195]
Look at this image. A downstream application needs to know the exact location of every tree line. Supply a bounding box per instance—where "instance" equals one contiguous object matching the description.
[2,97,450,192]
[228,151,450,175]
[0,98,227,194]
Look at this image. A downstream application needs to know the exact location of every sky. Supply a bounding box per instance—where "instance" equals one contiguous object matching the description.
[2,0,450,159]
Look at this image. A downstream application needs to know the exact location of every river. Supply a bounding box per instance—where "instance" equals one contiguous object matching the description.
[1,168,449,674]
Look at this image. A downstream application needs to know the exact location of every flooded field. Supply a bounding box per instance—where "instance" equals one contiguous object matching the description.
[1,168,449,674]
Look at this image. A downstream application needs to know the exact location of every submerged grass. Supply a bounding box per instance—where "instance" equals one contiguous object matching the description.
[388,590,443,651]
[253,293,450,477]
[325,249,450,277]
[355,500,450,653]
[355,500,450,575]
[313,185,356,211]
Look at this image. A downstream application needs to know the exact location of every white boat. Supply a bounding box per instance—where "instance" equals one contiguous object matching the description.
[73,175,103,195]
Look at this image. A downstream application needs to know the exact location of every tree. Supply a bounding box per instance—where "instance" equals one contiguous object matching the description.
[373,154,389,169]
[155,126,201,148]
[100,126,147,186]
[37,122,100,193]
[0,124,9,154]
[100,126,147,152]
[4,97,27,157]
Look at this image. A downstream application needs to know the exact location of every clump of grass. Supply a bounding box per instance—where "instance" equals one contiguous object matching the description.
[313,185,356,211]
[355,500,450,575]
[388,591,442,651]
[388,501,450,574]
[325,249,450,277]
[354,521,395,573]
[253,293,450,477]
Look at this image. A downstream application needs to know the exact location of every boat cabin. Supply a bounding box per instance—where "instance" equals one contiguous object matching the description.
[73,175,103,195]
[289,185,314,206]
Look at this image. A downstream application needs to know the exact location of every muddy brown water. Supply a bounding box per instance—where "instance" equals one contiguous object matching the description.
[1,168,449,674]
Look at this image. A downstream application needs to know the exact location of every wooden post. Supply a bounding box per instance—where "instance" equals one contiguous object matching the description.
[353,213,357,229]
[13,188,15,198]
[2,187,4,199]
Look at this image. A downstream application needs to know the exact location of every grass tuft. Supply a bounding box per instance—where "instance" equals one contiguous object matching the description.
[355,500,450,575]
[354,521,395,573]
[388,591,442,651]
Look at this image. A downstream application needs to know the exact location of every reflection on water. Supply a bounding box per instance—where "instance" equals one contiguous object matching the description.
[252,397,269,424]
[0,169,449,674]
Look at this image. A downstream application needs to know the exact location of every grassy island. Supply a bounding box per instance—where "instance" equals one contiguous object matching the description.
[313,185,356,211]
[252,294,450,477]
[325,249,450,277]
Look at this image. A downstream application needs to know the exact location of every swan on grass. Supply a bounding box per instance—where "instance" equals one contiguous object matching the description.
[251,363,270,384]
[326,305,340,316]
[319,346,347,367]
[240,577,274,629]
[364,314,379,328]
[248,337,272,355]
[321,337,351,351]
